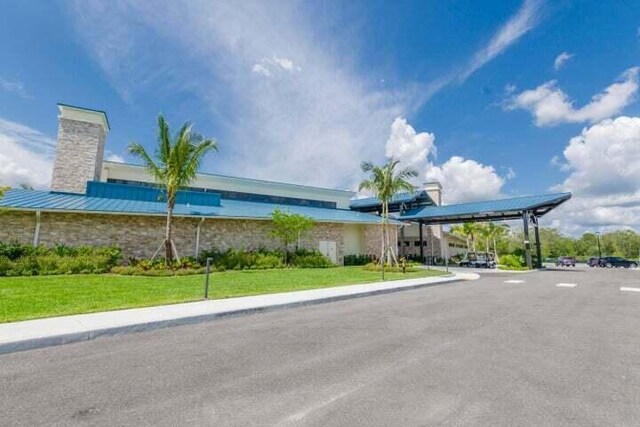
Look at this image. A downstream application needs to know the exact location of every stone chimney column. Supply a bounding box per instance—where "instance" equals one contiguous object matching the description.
[50,104,110,194]
[424,181,442,206]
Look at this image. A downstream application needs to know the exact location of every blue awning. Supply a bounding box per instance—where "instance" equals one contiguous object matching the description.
[398,192,572,224]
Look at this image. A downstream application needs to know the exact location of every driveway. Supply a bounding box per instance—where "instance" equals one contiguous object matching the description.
[1,267,639,426]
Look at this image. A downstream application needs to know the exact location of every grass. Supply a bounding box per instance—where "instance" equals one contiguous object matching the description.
[0,267,446,323]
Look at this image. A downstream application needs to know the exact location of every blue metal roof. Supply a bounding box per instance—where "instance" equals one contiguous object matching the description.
[0,189,387,224]
[399,192,572,223]
[350,190,434,209]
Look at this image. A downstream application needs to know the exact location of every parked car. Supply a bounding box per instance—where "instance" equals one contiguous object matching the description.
[555,256,576,267]
[459,252,496,269]
[598,256,638,268]
[587,257,601,267]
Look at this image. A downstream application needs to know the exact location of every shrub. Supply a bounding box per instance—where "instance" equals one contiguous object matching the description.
[0,241,122,276]
[0,256,12,276]
[362,262,417,273]
[254,254,284,269]
[198,247,332,270]
[344,254,374,266]
[498,254,527,270]
[291,251,333,268]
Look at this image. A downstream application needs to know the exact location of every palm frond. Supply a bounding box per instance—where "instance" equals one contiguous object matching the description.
[127,142,163,182]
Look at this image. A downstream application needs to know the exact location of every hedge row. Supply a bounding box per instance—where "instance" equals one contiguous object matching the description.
[197,248,333,271]
[0,243,121,276]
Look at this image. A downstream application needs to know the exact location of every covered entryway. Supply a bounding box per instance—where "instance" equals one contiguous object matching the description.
[398,193,572,269]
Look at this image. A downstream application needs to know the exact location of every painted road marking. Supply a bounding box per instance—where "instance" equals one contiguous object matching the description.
[556,283,577,288]
[620,287,640,293]
[504,280,525,284]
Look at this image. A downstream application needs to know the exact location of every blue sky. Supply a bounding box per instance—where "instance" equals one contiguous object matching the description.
[1,0,640,234]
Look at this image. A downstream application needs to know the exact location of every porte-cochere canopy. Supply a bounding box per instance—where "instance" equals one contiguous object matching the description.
[351,191,572,269]
[398,192,572,224]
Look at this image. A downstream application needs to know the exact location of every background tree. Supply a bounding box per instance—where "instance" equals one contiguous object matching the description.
[449,224,470,250]
[359,158,417,272]
[0,186,8,199]
[488,222,508,261]
[452,222,479,251]
[270,208,314,264]
[128,115,217,263]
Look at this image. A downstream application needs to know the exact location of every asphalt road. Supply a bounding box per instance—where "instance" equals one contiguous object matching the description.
[2,267,640,426]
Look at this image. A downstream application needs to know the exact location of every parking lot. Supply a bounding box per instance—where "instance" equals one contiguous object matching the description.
[1,266,639,426]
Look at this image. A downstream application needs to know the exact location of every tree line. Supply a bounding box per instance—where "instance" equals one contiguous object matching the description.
[450,222,640,261]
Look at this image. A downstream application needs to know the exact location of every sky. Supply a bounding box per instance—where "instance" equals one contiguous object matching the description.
[1,0,640,235]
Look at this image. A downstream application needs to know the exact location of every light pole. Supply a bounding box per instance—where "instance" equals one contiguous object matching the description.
[595,231,602,258]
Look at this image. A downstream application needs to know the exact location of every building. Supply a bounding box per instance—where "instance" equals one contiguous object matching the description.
[0,105,571,267]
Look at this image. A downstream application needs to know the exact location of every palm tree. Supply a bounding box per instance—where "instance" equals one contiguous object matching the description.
[462,222,478,252]
[477,223,491,253]
[487,222,508,262]
[128,115,217,263]
[359,158,418,275]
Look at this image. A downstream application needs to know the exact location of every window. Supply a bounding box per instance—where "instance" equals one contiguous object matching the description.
[414,241,421,247]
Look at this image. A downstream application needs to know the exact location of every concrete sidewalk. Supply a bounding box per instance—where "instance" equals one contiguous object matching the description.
[0,272,477,355]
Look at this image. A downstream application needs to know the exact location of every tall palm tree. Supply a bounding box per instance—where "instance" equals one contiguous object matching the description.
[359,158,417,274]
[487,222,508,262]
[477,223,491,253]
[128,115,217,263]
[461,222,478,252]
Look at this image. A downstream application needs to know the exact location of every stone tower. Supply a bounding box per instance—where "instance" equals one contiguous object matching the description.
[50,104,110,193]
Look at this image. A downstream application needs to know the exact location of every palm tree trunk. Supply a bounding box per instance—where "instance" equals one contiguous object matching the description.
[165,203,174,264]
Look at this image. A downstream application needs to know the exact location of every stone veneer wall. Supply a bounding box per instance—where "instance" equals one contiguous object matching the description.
[51,118,106,194]
[0,211,349,264]
[363,223,399,259]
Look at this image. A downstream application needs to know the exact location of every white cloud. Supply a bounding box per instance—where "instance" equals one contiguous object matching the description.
[504,83,517,95]
[272,56,300,72]
[252,56,301,77]
[0,77,32,99]
[251,63,271,77]
[508,67,639,126]
[548,116,640,233]
[105,152,125,163]
[458,0,543,82]
[553,51,573,70]
[385,117,435,172]
[0,118,54,189]
[425,156,505,204]
[70,0,409,190]
[381,118,507,204]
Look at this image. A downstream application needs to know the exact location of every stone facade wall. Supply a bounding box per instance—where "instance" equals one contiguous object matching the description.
[0,211,348,264]
[363,223,399,260]
[398,224,443,259]
[51,118,106,194]
[0,212,37,245]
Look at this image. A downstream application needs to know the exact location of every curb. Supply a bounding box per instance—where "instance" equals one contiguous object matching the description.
[0,273,477,355]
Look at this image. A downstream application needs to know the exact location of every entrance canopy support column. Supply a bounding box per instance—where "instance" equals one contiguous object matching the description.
[532,215,543,268]
[522,210,532,269]
[419,220,424,263]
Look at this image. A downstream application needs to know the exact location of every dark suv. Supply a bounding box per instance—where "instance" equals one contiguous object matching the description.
[599,257,638,268]
[555,256,576,267]
[587,257,601,267]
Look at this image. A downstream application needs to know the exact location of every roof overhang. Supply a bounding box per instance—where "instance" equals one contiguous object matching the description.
[398,192,572,225]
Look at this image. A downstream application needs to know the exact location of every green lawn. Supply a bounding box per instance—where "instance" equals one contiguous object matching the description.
[0,267,446,323]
